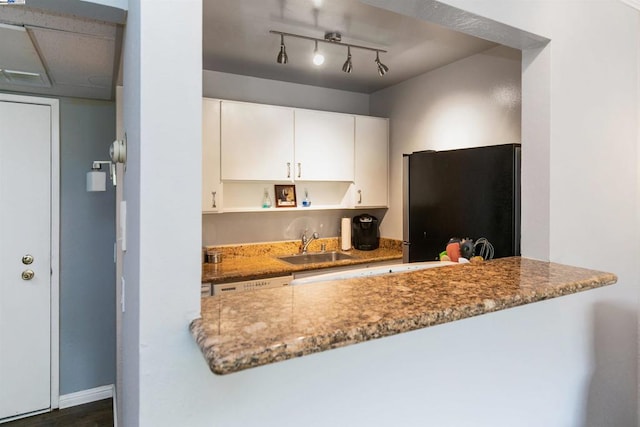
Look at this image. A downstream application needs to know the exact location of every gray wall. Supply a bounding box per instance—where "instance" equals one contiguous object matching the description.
[59,97,116,394]
[202,48,521,246]
[370,45,522,240]
[202,209,386,246]
[202,70,375,245]
[203,70,370,115]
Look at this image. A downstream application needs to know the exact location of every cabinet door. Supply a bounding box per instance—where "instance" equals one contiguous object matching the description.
[202,98,221,213]
[294,109,354,181]
[221,101,294,181]
[354,116,389,207]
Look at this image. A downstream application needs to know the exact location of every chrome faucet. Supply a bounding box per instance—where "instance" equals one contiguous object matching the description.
[301,230,319,254]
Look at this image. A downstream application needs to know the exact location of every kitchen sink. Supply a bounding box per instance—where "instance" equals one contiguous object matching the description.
[277,251,355,265]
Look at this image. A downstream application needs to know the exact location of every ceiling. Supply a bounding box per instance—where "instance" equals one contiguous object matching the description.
[203,0,499,94]
[0,2,124,100]
[0,1,503,99]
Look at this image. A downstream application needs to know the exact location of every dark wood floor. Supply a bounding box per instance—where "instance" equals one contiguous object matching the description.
[3,399,113,427]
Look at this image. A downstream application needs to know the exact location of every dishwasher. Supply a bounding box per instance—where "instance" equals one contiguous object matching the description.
[211,275,292,295]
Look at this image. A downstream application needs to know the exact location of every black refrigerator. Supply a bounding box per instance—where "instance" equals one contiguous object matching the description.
[403,144,521,262]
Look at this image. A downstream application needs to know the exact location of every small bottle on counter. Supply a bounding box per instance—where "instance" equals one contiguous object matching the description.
[302,188,311,207]
[262,188,272,208]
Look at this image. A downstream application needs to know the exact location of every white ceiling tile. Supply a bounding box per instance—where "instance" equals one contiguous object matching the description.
[28,26,115,89]
[0,23,50,87]
[0,5,121,100]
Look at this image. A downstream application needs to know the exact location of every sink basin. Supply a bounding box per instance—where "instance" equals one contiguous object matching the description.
[277,251,354,265]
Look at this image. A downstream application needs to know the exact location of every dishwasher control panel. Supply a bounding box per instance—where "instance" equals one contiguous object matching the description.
[212,275,292,295]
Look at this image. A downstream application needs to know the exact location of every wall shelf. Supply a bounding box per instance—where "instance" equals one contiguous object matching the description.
[203,206,388,214]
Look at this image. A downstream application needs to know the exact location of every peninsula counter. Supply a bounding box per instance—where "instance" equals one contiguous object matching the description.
[191,257,616,375]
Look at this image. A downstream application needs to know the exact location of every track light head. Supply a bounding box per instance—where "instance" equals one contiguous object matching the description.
[375,51,389,76]
[342,46,352,73]
[376,61,389,76]
[277,34,288,64]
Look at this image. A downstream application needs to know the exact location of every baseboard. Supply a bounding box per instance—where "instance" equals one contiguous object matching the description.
[58,384,114,409]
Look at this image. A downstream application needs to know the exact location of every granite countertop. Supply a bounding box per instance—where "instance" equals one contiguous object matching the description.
[202,238,403,284]
[191,257,617,375]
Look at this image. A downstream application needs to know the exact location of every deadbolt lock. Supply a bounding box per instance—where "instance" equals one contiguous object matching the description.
[22,254,34,265]
[21,270,35,281]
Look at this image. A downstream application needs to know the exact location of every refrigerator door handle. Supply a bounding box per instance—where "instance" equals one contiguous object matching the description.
[402,241,410,263]
[514,146,522,255]
[402,155,410,263]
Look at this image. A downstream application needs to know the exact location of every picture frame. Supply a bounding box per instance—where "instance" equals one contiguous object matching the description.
[275,184,297,208]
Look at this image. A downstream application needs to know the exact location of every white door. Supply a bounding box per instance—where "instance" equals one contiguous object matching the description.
[220,100,294,181]
[354,116,389,207]
[294,109,355,182]
[202,98,222,213]
[0,100,52,420]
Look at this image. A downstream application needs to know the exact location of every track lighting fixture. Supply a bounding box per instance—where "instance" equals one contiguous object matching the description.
[276,33,288,64]
[375,51,389,76]
[270,30,388,76]
[342,46,352,73]
[312,40,325,66]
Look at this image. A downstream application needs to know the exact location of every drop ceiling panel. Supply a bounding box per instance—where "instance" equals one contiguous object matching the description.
[28,26,114,90]
[0,5,122,100]
[0,23,50,87]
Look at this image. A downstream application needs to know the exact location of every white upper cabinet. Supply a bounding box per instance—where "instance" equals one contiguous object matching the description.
[220,100,294,181]
[202,98,221,213]
[354,116,389,208]
[208,98,389,212]
[293,109,355,182]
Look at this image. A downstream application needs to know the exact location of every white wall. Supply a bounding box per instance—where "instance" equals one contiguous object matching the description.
[370,45,522,240]
[121,0,203,425]
[123,1,639,426]
[120,1,141,424]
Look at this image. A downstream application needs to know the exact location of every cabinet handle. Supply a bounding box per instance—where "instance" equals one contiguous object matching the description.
[357,189,362,204]
[211,191,217,208]
[287,162,291,178]
[297,162,301,178]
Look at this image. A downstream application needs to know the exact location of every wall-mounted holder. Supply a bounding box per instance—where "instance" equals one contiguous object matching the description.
[86,136,127,192]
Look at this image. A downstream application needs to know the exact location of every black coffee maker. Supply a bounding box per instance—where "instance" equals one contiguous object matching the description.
[352,214,379,251]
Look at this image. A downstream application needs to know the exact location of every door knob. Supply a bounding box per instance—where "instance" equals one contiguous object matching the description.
[21,270,35,280]
[22,254,34,265]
